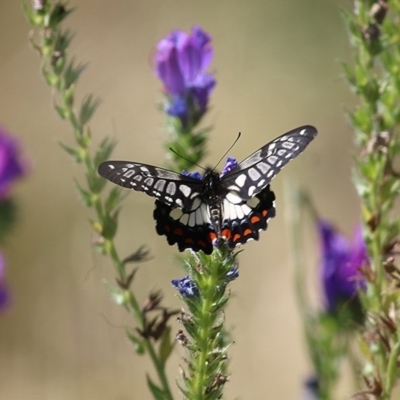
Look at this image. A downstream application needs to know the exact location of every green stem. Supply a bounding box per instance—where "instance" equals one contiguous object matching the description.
[194,285,216,398]
[383,338,400,398]
[145,339,174,400]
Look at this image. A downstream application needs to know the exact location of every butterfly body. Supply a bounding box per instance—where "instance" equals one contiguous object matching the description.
[98,125,317,254]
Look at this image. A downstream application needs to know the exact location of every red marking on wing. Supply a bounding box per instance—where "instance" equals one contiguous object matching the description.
[233,233,241,242]
[185,238,194,244]
[221,228,231,239]
[198,240,206,248]
[209,232,218,242]
[174,227,184,235]
[262,210,268,217]
[250,215,260,224]
[244,228,252,236]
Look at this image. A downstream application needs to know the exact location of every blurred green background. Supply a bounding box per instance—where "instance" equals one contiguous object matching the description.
[0,0,362,399]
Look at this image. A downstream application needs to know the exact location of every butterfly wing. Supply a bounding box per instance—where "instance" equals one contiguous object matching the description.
[222,125,317,200]
[98,161,203,210]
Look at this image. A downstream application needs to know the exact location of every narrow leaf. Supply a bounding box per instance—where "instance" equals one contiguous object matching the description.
[158,326,174,365]
[146,375,165,400]
[125,327,146,355]
[79,94,101,126]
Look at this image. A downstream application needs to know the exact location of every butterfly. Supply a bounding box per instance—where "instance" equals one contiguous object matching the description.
[98,125,317,254]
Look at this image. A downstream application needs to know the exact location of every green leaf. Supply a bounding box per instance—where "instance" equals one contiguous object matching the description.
[54,104,68,120]
[64,58,87,89]
[22,1,43,25]
[42,68,58,87]
[104,281,127,306]
[146,375,165,400]
[62,84,75,108]
[74,180,95,207]
[79,94,101,126]
[94,137,117,167]
[102,210,119,240]
[48,2,74,28]
[54,29,75,54]
[57,140,84,162]
[104,187,123,212]
[158,326,174,365]
[86,171,107,194]
[125,327,145,354]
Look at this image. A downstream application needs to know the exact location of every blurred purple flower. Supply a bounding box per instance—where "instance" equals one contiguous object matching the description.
[302,377,319,400]
[155,26,216,127]
[0,127,26,200]
[0,252,9,312]
[319,220,367,313]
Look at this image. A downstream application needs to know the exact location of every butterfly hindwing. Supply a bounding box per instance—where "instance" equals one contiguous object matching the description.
[222,125,317,200]
[98,161,203,210]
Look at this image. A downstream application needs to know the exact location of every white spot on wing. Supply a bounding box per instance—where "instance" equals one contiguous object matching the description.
[166,182,176,195]
[235,205,244,220]
[175,198,183,208]
[282,141,294,149]
[191,197,201,210]
[154,179,166,191]
[248,186,256,197]
[268,155,278,165]
[179,213,189,225]
[179,184,191,197]
[257,179,266,187]
[235,174,247,188]
[226,192,242,204]
[257,162,270,174]
[248,167,261,181]
[189,212,196,227]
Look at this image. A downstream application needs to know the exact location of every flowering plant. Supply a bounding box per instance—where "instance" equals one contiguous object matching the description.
[23,1,400,399]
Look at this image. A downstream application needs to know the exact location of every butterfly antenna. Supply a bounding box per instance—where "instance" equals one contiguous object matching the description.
[212,132,241,172]
[169,148,206,171]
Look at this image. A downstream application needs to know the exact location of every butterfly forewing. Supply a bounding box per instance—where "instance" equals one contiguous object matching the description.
[222,125,317,200]
[98,161,202,210]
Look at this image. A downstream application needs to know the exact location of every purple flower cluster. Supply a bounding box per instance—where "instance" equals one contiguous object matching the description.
[318,220,367,313]
[155,26,216,128]
[0,127,25,201]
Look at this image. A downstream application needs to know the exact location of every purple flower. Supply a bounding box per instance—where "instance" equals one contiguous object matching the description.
[0,253,9,312]
[220,157,238,177]
[182,169,203,181]
[171,276,199,297]
[319,220,367,313]
[0,127,26,200]
[172,267,238,297]
[155,26,216,127]
[226,265,239,281]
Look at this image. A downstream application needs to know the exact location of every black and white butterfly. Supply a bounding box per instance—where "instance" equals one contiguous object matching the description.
[98,125,317,254]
